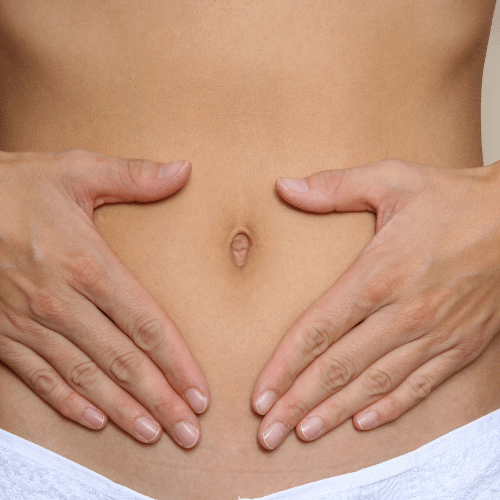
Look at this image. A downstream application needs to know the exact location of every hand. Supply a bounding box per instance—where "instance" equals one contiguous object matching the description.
[252,158,500,450]
[0,149,209,448]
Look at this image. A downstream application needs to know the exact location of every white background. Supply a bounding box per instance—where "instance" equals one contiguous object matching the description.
[482,2,500,165]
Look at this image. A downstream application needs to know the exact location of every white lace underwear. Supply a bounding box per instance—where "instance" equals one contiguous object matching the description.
[1,408,500,500]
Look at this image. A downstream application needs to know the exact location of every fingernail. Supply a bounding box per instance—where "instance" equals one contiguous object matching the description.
[256,390,278,415]
[159,160,188,178]
[83,407,105,429]
[174,421,199,448]
[278,177,309,192]
[300,416,325,440]
[357,410,379,430]
[262,422,288,450]
[135,416,161,442]
[185,388,207,414]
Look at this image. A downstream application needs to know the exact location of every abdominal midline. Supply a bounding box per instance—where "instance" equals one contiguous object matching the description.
[230,232,251,267]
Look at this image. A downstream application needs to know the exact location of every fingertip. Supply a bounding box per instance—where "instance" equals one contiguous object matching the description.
[354,410,380,431]
[260,422,289,450]
[254,390,278,415]
[276,177,309,195]
[274,178,288,201]
[173,421,200,449]
[275,175,336,213]
[135,416,163,443]
[297,415,325,441]
[258,433,270,450]
[295,420,307,441]
[184,387,209,414]
[83,407,107,430]
[158,160,191,180]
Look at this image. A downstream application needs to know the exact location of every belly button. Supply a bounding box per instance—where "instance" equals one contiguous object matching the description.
[230,232,251,267]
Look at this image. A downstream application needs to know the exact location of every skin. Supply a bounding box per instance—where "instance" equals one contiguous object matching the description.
[0,149,209,447]
[0,1,499,497]
[252,158,500,449]
[4,156,500,452]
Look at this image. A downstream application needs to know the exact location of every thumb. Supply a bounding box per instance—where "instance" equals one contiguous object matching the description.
[60,149,191,208]
[90,157,191,207]
[275,160,409,215]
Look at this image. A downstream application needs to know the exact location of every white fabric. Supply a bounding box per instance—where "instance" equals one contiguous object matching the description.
[0,429,154,500]
[1,408,500,500]
[241,408,500,500]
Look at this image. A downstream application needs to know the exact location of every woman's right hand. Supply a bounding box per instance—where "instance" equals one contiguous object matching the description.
[0,149,209,448]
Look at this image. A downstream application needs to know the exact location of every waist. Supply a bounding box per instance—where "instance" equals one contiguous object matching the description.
[0,72,498,498]
[3,407,500,500]
[0,1,498,493]
[2,134,500,500]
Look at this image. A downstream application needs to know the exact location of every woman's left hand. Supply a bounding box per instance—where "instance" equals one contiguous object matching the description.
[252,158,500,450]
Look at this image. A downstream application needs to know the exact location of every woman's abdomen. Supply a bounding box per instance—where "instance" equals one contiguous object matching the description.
[1,1,500,497]
[2,133,500,500]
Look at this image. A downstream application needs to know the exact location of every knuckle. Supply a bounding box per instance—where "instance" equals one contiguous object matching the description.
[124,158,148,190]
[71,255,107,290]
[402,297,435,330]
[126,157,147,173]
[361,266,400,306]
[407,373,434,401]
[422,324,454,352]
[370,159,404,182]
[0,333,9,348]
[109,350,145,387]
[380,158,406,169]
[363,367,394,397]
[69,360,100,391]
[64,148,95,163]
[29,368,59,399]
[454,333,485,363]
[453,343,474,363]
[56,149,107,179]
[378,392,400,422]
[57,391,83,419]
[28,288,65,324]
[16,153,46,179]
[372,159,414,192]
[54,148,95,168]
[154,397,182,417]
[378,159,409,177]
[465,332,486,358]
[283,397,310,420]
[318,355,355,393]
[4,308,36,333]
[317,169,345,196]
[299,320,334,359]
[132,316,164,353]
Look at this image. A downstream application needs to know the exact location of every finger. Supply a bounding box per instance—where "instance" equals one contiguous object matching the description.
[256,309,407,447]
[67,241,209,414]
[54,149,192,209]
[275,159,419,216]
[72,299,203,448]
[352,347,467,431]
[292,337,437,442]
[256,307,419,449]
[253,250,400,416]
[0,335,108,431]
[11,319,175,446]
[23,295,202,448]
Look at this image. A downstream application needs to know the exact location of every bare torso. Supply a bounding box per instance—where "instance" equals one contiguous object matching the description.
[1,1,499,499]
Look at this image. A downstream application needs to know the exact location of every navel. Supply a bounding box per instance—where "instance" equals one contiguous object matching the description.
[230,232,251,267]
